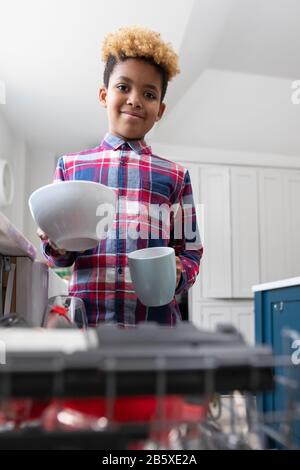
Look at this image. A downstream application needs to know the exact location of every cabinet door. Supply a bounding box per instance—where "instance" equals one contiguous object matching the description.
[231,305,254,345]
[283,171,300,278]
[201,167,232,297]
[231,167,260,297]
[201,305,232,331]
[259,170,287,283]
[270,294,300,443]
[177,163,203,317]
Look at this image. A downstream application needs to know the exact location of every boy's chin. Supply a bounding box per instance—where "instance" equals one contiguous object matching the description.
[126,134,144,141]
[115,129,145,141]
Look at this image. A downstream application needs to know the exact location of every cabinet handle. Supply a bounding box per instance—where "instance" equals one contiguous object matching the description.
[274,302,284,312]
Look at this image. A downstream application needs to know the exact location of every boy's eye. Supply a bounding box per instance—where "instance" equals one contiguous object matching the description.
[144,92,156,100]
[116,84,128,92]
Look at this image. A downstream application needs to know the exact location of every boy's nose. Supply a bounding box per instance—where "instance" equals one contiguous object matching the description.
[126,92,142,108]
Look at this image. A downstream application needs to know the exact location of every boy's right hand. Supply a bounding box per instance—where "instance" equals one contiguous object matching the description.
[37,228,67,255]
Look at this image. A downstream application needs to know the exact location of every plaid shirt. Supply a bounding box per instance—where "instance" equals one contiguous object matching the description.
[43,133,203,326]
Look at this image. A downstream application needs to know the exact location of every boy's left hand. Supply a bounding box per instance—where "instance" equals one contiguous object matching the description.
[176,256,183,287]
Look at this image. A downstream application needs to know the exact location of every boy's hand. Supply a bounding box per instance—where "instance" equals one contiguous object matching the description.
[176,256,183,287]
[36,227,67,255]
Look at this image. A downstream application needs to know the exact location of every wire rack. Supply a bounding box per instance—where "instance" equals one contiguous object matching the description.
[0,324,299,450]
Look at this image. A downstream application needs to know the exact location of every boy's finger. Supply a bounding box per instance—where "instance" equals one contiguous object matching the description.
[57,249,67,255]
[37,228,48,240]
[175,256,182,286]
[48,240,66,255]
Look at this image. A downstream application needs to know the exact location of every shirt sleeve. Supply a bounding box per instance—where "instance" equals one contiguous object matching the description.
[170,169,203,295]
[41,156,77,267]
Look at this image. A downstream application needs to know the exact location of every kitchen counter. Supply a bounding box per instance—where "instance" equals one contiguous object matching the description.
[252,276,300,292]
[0,211,36,259]
[253,276,300,447]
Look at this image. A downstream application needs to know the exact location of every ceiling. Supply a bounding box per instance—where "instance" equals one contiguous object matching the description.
[1,0,300,156]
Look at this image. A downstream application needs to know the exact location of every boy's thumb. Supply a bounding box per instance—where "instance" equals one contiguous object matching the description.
[37,228,47,240]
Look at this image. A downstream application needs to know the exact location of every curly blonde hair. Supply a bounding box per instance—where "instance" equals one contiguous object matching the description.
[101,26,180,81]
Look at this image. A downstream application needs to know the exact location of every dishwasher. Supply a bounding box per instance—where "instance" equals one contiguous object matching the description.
[0,322,298,450]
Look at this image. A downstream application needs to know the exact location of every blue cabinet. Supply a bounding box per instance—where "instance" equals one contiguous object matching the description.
[254,281,300,447]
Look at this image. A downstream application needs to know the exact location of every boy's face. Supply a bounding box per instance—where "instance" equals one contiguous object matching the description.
[99,58,166,140]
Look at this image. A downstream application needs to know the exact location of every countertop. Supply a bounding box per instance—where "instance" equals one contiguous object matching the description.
[0,212,36,259]
[252,277,300,292]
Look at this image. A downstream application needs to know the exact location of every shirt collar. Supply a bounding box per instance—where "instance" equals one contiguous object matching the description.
[101,132,152,155]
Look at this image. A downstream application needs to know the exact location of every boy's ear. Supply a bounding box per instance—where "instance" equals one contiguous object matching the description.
[156,102,166,122]
[99,86,107,108]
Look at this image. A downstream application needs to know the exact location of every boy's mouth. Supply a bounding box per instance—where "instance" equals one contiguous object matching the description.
[121,111,144,120]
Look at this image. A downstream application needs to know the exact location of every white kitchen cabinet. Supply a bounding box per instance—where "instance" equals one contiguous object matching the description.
[200,166,260,298]
[192,302,254,345]
[182,164,260,302]
[175,160,300,342]
[259,169,300,283]
[231,167,260,297]
[178,162,203,315]
[231,304,254,344]
[199,166,300,295]
[201,305,232,331]
[200,167,232,298]
[196,165,300,298]
[259,169,287,283]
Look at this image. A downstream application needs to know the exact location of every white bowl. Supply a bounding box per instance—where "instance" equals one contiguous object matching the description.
[29,181,116,251]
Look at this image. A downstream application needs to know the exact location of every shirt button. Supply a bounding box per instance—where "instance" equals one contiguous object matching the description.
[118,267,123,274]
[120,159,126,165]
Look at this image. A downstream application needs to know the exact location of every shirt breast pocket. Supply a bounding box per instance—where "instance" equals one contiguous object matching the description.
[140,180,173,241]
[141,180,172,206]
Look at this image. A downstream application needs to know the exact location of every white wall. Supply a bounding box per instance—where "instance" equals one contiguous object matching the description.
[154,69,300,157]
[10,138,27,233]
[24,144,57,257]
[0,108,27,231]
[151,140,300,169]
[0,106,57,259]
[0,109,13,221]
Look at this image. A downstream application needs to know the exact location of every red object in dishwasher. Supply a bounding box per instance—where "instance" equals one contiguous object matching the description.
[40,395,209,433]
[63,395,208,423]
[0,395,208,428]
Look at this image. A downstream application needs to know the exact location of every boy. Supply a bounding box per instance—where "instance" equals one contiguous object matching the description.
[40,26,203,327]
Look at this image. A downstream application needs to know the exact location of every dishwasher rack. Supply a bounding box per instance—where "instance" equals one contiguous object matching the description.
[0,322,298,450]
